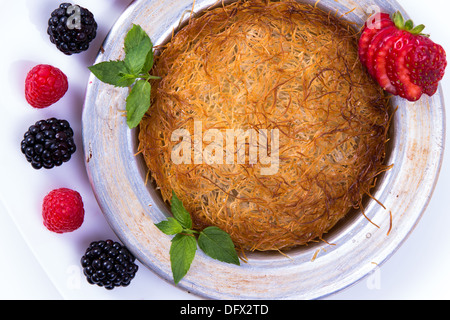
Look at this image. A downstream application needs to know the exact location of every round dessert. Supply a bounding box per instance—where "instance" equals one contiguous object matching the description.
[138,0,391,252]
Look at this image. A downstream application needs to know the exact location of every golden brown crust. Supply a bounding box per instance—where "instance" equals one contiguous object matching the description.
[138,0,391,251]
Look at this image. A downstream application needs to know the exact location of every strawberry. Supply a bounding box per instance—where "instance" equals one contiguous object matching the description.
[372,29,404,95]
[386,31,424,101]
[365,26,398,77]
[358,12,394,66]
[359,11,447,102]
[406,35,447,96]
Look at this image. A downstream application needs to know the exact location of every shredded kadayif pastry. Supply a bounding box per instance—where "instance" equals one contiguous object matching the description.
[138,0,391,251]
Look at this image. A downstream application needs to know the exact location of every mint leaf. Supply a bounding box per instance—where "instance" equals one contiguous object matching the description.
[155,217,183,235]
[170,234,197,284]
[141,46,155,74]
[171,191,193,229]
[88,61,135,87]
[124,24,152,75]
[89,24,159,129]
[198,227,240,266]
[125,79,151,128]
[154,191,240,284]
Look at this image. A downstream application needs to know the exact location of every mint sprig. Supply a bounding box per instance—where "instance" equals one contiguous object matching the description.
[88,24,159,128]
[156,191,240,284]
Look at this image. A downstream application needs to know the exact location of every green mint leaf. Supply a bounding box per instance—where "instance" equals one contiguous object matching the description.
[170,234,197,284]
[124,24,152,75]
[155,217,183,235]
[125,79,151,128]
[141,46,155,74]
[171,191,193,229]
[89,24,159,129]
[198,226,240,266]
[89,61,136,87]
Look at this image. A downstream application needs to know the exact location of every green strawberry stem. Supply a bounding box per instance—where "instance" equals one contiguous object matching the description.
[392,11,428,37]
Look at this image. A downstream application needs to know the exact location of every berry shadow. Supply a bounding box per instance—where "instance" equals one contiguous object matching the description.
[24,0,59,43]
[9,60,35,103]
[111,0,135,9]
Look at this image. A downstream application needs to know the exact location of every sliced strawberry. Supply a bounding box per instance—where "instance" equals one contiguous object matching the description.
[366,26,398,77]
[359,11,447,101]
[365,12,391,28]
[359,14,394,66]
[373,29,403,94]
[422,83,439,97]
[386,32,423,101]
[406,36,447,97]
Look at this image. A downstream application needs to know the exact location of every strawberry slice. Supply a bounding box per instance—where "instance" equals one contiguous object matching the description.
[386,32,423,101]
[367,12,391,25]
[365,26,398,77]
[358,13,394,66]
[373,29,403,94]
[406,36,447,96]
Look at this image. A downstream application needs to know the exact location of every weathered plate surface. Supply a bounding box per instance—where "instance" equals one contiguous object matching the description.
[82,0,445,299]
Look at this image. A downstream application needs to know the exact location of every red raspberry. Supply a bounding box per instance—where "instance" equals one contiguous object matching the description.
[25,64,68,108]
[42,188,85,233]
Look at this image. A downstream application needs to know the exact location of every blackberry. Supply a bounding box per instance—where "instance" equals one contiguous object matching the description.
[21,118,76,170]
[81,240,139,290]
[47,3,97,55]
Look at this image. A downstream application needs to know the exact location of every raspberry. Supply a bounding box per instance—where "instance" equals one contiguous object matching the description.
[25,64,68,109]
[42,188,84,233]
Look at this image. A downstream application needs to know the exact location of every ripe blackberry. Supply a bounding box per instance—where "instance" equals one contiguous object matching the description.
[21,118,76,169]
[47,3,97,55]
[81,240,139,290]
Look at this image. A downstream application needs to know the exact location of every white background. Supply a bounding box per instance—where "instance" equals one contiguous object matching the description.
[0,0,449,300]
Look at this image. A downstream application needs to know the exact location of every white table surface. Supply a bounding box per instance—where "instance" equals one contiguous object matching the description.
[1,0,449,300]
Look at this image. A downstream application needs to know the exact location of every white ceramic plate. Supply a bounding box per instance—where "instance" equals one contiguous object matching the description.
[82,0,445,299]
